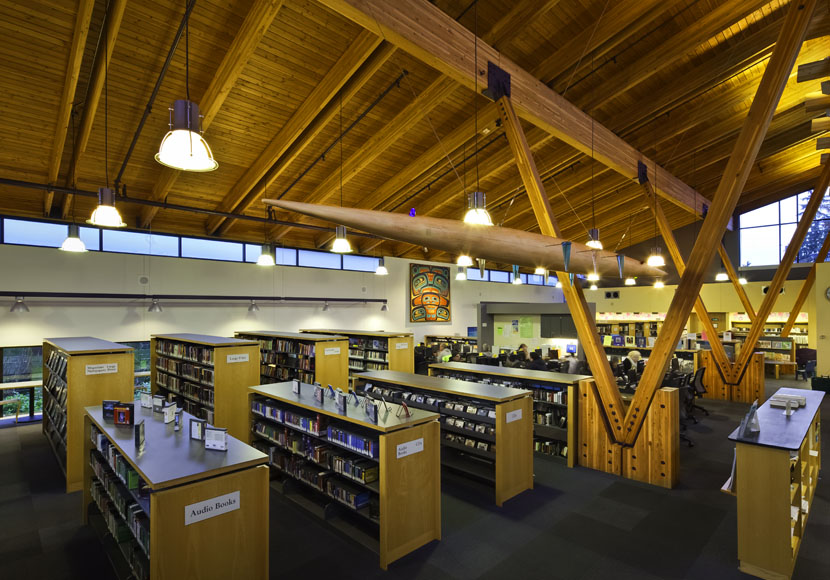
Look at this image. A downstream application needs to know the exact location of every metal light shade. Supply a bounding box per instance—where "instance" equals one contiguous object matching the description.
[322,301,330,312]
[715,270,729,282]
[512,276,523,285]
[534,266,546,275]
[148,299,163,313]
[739,277,748,285]
[589,284,598,291]
[10,296,29,313]
[586,228,603,250]
[380,302,388,312]
[87,187,125,228]
[155,100,218,172]
[331,226,352,253]
[463,191,493,226]
[624,277,636,286]
[654,280,665,289]
[455,266,467,281]
[646,247,665,268]
[587,271,599,282]
[256,243,275,266]
[60,224,87,252]
[375,257,388,276]
[555,280,563,288]
[248,299,260,312]
[457,254,473,267]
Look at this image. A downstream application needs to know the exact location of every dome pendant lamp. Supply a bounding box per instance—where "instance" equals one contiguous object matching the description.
[60,223,88,252]
[464,191,493,226]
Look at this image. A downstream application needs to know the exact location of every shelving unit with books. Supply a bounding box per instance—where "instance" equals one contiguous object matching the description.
[424,335,478,351]
[728,388,823,580]
[151,334,259,440]
[353,370,533,507]
[428,362,584,466]
[248,381,440,569]
[42,337,134,492]
[300,329,414,374]
[83,404,269,580]
[234,330,348,390]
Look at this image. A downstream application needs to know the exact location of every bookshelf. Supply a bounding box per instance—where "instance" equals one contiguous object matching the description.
[83,404,269,580]
[42,337,134,493]
[602,345,698,371]
[151,334,259,440]
[234,330,349,391]
[728,388,823,579]
[300,329,414,374]
[428,362,584,466]
[424,335,478,351]
[248,381,440,569]
[353,370,533,507]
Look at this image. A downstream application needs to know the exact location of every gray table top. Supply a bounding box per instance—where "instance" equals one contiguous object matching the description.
[300,329,413,338]
[728,388,825,450]
[430,362,590,384]
[45,337,132,354]
[236,330,348,341]
[250,382,438,433]
[86,404,267,490]
[356,370,531,403]
[152,333,257,347]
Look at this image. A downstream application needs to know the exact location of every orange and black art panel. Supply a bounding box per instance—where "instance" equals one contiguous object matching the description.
[410,264,451,323]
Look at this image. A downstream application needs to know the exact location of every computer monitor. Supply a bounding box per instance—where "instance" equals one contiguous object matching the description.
[636,359,645,374]
[566,344,577,354]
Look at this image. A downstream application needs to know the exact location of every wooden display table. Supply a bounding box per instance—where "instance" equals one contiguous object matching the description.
[300,329,414,374]
[429,362,586,466]
[249,381,440,569]
[764,360,798,380]
[354,370,533,506]
[43,337,134,492]
[728,388,824,580]
[83,404,269,580]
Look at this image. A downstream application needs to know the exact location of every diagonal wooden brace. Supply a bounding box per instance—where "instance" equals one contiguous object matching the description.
[781,221,830,336]
[717,244,756,323]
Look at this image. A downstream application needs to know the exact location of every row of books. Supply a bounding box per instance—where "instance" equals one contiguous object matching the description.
[156,357,214,386]
[443,415,495,438]
[444,431,493,454]
[254,338,316,357]
[348,349,389,362]
[44,371,67,403]
[535,439,568,458]
[156,372,215,407]
[252,399,327,436]
[361,383,497,420]
[349,338,388,352]
[757,340,793,350]
[90,453,150,555]
[600,335,655,348]
[90,426,148,494]
[327,425,378,459]
[261,352,314,370]
[253,422,331,466]
[46,350,68,378]
[763,352,793,361]
[44,396,67,440]
[175,397,214,424]
[331,454,379,485]
[532,388,566,404]
[260,364,315,384]
[155,339,214,366]
[90,485,150,580]
[326,478,371,511]
[534,410,567,428]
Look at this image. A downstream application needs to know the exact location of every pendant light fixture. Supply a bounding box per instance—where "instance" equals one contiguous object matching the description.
[148,298,163,313]
[457,255,474,267]
[534,266,546,276]
[555,279,563,289]
[654,279,665,289]
[331,92,352,254]
[322,301,330,312]
[585,55,602,251]
[739,277,748,285]
[60,224,87,252]
[589,284,598,291]
[464,191,493,226]
[375,257,388,276]
[587,272,600,282]
[248,299,260,312]
[456,266,467,281]
[155,2,217,172]
[512,276,523,285]
[10,296,29,313]
[586,228,603,250]
[256,243,275,267]
[646,247,665,268]
[380,301,388,312]
[715,266,729,282]
[624,276,636,286]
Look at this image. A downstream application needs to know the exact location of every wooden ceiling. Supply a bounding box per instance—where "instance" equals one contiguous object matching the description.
[1,0,828,267]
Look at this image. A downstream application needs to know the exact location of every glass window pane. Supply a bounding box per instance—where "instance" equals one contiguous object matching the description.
[120,341,151,372]
[466,267,486,281]
[298,249,341,269]
[740,225,779,267]
[244,244,296,265]
[546,276,559,286]
[4,219,65,247]
[780,223,796,261]
[797,190,814,220]
[2,346,43,382]
[527,274,543,285]
[798,219,830,263]
[779,195,797,224]
[343,255,379,272]
[103,230,179,256]
[740,203,780,228]
[489,270,509,283]
[181,237,242,261]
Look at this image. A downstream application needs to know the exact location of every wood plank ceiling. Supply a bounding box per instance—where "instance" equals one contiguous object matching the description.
[0,0,827,268]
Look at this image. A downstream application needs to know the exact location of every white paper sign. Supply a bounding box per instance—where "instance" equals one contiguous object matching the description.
[324,347,341,356]
[226,353,249,363]
[506,409,522,423]
[396,437,424,459]
[86,363,118,376]
[185,491,240,526]
[395,342,409,350]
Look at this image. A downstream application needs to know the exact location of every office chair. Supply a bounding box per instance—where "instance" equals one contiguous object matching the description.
[677,373,695,447]
[636,359,645,375]
[689,367,710,417]
[797,360,816,381]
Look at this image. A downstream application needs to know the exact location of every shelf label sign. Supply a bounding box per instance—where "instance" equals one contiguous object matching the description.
[506,409,522,423]
[185,491,240,526]
[86,363,118,376]
[395,342,409,350]
[324,347,341,356]
[226,353,249,363]
[396,437,424,459]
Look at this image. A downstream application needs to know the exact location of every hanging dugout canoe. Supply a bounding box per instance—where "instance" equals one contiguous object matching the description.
[263,199,666,279]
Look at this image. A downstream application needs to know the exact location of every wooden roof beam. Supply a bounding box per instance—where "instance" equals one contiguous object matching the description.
[317,0,710,216]
[137,0,285,228]
[797,57,830,82]
[484,0,563,49]
[782,225,830,336]
[623,0,815,444]
[205,32,389,236]
[717,244,756,323]
[44,0,95,216]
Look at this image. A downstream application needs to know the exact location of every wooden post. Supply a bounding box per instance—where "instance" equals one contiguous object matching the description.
[717,244,756,322]
[497,96,626,442]
[623,0,816,445]
[781,225,830,336]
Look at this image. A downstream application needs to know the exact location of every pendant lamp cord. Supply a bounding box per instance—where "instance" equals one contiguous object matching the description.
[473,1,479,191]
[104,0,109,188]
[339,90,343,207]
[185,0,190,101]
[590,54,595,233]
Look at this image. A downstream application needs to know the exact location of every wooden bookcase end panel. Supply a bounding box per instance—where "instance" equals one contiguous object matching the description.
[567,384,576,468]
[622,387,679,489]
[214,344,260,441]
[315,339,350,391]
[388,337,414,373]
[495,396,534,507]
[577,379,622,474]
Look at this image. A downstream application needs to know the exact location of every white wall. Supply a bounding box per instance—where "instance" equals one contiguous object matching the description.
[0,244,557,347]
[490,313,578,353]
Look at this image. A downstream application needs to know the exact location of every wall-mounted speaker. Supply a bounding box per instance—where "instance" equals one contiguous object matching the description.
[604,291,620,299]
[761,286,784,295]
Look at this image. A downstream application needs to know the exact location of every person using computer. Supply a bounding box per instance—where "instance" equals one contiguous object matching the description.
[518,344,531,362]
[622,351,642,374]
[438,343,452,363]
[527,351,548,371]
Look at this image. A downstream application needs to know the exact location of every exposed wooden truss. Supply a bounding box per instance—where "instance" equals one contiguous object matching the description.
[717,244,757,322]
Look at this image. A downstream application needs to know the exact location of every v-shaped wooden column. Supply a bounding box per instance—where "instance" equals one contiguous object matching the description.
[622,0,815,445]
[717,244,757,322]
[497,96,626,443]
[781,223,830,336]
[641,181,736,383]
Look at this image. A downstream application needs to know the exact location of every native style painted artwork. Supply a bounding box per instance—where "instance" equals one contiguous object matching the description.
[410,264,451,323]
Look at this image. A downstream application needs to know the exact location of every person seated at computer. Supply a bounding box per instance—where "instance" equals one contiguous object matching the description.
[566,354,581,374]
[450,350,462,362]
[622,351,642,375]
[518,344,531,361]
[527,351,548,371]
[609,356,622,377]
[438,343,452,362]
[503,353,520,368]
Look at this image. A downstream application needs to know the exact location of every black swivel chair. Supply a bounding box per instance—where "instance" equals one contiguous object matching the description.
[689,367,710,418]
[676,372,695,447]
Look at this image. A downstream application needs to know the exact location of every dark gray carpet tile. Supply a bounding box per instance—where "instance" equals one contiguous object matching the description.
[0,529,43,561]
